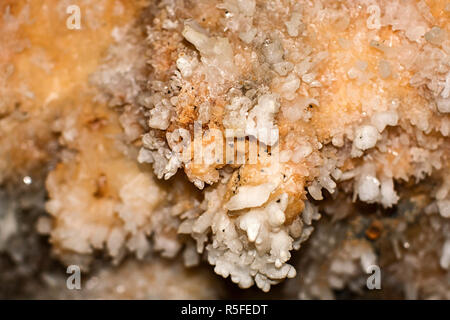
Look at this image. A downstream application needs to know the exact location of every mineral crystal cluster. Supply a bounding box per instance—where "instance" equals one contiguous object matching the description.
[0,0,449,299]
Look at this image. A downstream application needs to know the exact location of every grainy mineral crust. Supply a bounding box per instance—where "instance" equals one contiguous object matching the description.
[0,0,449,299]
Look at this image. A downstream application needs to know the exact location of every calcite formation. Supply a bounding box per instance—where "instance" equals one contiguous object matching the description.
[0,0,449,299]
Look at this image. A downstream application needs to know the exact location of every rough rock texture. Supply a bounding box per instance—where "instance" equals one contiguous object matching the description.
[0,0,449,298]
